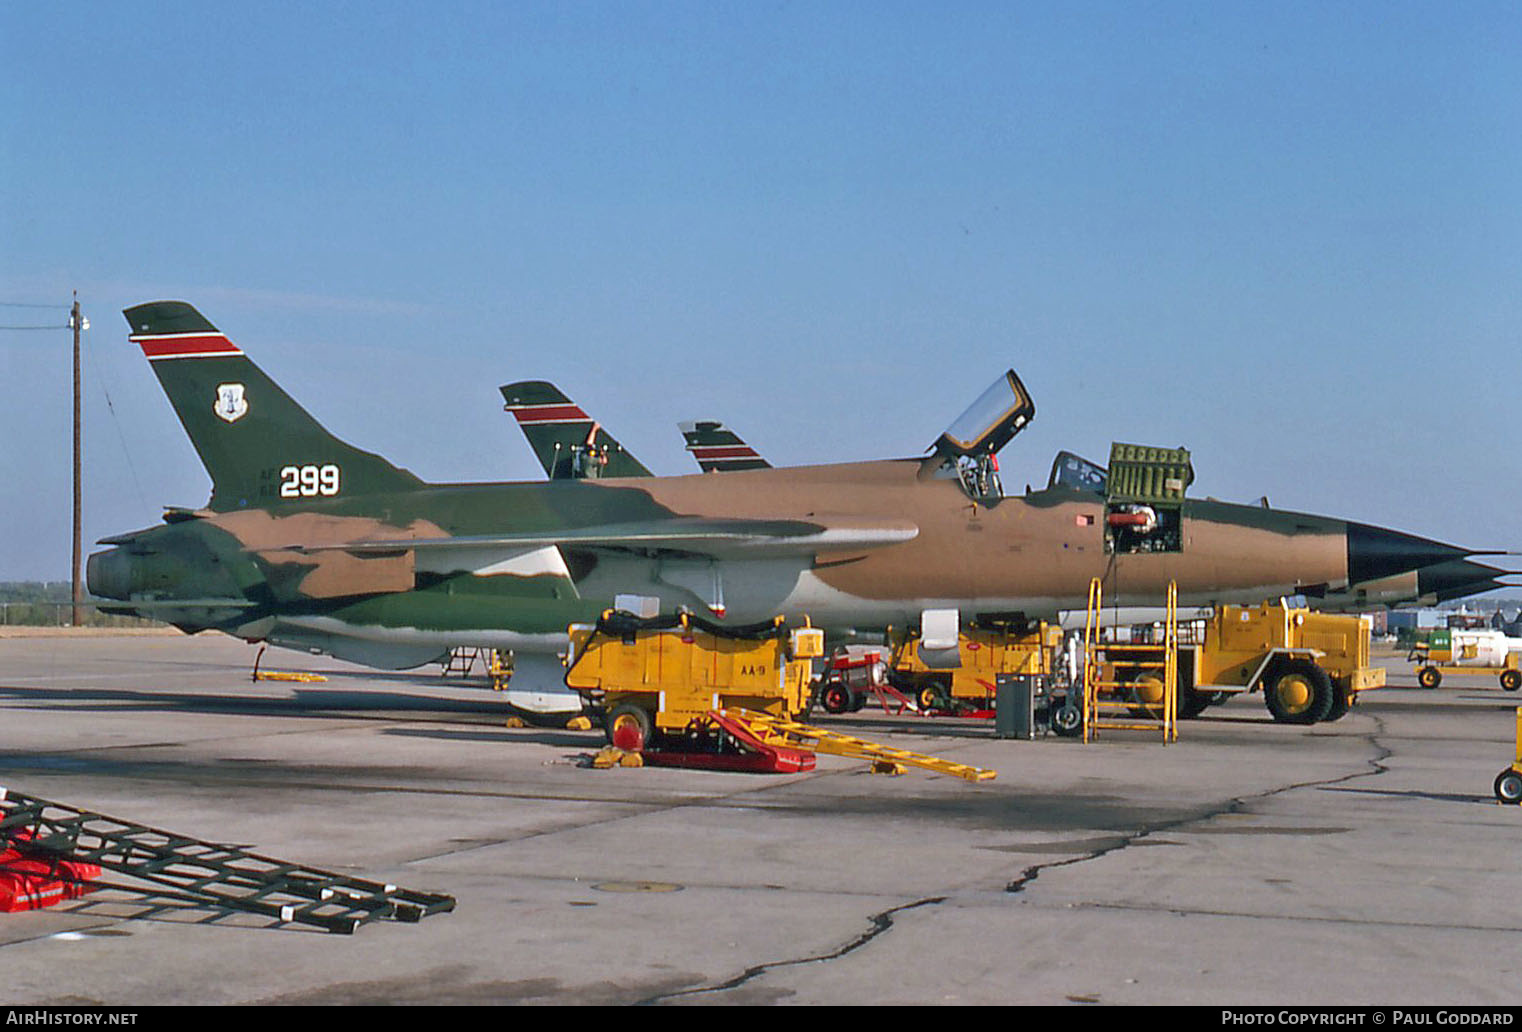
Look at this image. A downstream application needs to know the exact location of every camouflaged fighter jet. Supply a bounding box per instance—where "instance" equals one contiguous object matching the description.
[90,301,1501,717]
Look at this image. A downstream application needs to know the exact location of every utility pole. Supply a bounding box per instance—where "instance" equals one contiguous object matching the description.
[70,293,83,628]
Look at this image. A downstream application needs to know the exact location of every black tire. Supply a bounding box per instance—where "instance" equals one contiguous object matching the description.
[1494,768,1522,805]
[820,680,853,715]
[1180,687,1213,719]
[1322,683,1352,722]
[1500,669,1521,692]
[1050,699,1083,737]
[1418,666,1442,690]
[606,702,654,751]
[1263,660,1335,724]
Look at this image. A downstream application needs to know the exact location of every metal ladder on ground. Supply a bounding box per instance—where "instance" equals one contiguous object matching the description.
[721,709,997,782]
[0,788,455,934]
[1082,578,1178,743]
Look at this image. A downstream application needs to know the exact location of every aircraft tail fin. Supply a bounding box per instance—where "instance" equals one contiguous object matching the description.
[679,419,771,473]
[124,301,424,511]
[500,381,652,479]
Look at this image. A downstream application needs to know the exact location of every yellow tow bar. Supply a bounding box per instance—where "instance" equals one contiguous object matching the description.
[721,709,996,782]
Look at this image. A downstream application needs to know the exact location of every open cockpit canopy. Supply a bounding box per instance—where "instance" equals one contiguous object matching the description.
[928,370,1036,504]
[932,370,1035,459]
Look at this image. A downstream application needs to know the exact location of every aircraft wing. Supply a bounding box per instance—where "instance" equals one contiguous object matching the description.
[288,514,918,560]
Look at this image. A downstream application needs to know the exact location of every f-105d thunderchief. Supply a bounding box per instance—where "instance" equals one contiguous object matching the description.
[90,302,1505,720]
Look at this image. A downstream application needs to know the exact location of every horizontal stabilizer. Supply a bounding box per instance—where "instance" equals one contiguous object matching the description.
[94,597,258,610]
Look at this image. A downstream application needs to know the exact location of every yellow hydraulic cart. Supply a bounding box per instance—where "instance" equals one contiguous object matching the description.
[564,609,823,753]
[886,621,1056,716]
[1082,578,1178,743]
[1408,634,1522,692]
[1496,708,1522,804]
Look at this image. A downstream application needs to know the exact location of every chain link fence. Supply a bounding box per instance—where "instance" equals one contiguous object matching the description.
[0,601,162,628]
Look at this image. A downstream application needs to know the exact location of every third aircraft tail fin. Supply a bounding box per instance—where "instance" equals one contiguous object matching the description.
[679,419,771,473]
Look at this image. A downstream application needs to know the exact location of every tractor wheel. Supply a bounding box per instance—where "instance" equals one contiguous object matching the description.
[1500,669,1521,692]
[1050,699,1083,738]
[1179,687,1213,719]
[1263,661,1335,725]
[1418,666,1442,690]
[606,703,655,752]
[1494,768,1522,805]
[820,681,854,715]
[918,685,943,711]
[1323,683,1352,722]
[1122,671,1169,719]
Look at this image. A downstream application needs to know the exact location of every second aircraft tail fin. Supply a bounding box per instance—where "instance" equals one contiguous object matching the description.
[500,381,652,479]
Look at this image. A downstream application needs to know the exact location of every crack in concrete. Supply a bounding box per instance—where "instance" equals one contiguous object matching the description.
[1004,711,1394,896]
[634,712,1401,1004]
[635,895,947,1005]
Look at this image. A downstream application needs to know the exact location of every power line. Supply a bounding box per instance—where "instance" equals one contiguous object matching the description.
[0,301,71,310]
[0,323,70,330]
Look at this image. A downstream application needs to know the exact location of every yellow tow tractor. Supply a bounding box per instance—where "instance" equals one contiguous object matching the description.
[1407,628,1522,692]
[564,607,823,764]
[1111,600,1384,725]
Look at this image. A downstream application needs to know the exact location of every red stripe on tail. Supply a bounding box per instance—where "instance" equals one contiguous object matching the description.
[132,334,242,359]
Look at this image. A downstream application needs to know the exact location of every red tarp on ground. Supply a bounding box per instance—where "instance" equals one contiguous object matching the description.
[0,833,101,913]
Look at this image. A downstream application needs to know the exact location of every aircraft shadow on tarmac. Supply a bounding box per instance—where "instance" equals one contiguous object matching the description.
[0,682,518,721]
[381,726,595,748]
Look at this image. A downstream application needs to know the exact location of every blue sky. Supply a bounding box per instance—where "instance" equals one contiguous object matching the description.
[3,2,1520,586]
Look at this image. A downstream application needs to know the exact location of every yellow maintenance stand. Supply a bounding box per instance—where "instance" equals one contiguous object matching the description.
[1082,578,1179,743]
[564,608,823,752]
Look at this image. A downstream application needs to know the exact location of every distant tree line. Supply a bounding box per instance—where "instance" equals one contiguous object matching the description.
[0,582,160,627]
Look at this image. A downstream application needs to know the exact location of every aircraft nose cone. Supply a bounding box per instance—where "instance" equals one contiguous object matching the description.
[1346,522,1471,585]
[1416,559,1508,598]
[1433,579,1504,603]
